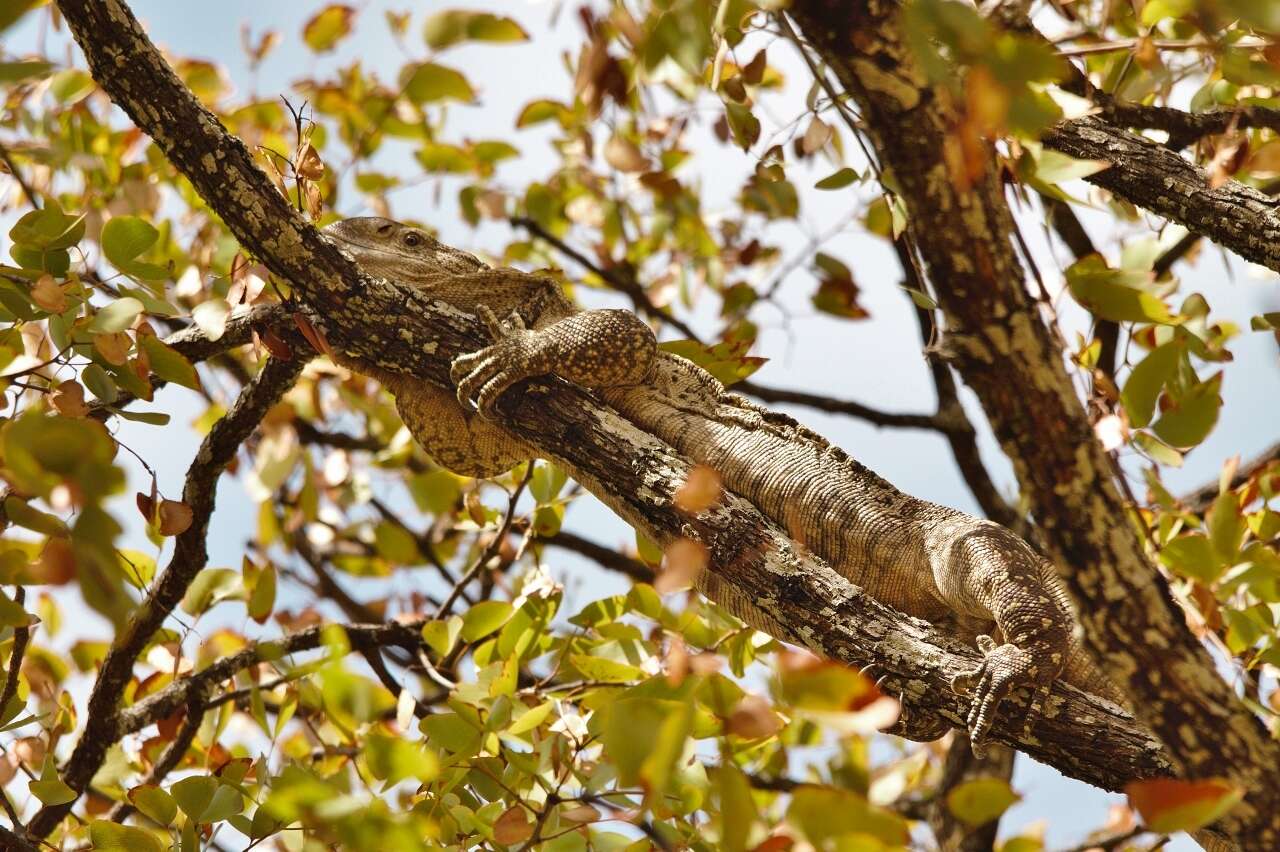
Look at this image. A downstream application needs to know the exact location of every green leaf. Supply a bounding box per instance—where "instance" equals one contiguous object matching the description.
[109,408,171,426]
[601,697,691,792]
[0,589,34,628]
[1121,342,1179,428]
[786,785,909,846]
[1066,255,1172,324]
[181,568,243,616]
[1033,150,1110,185]
[3,496,68,536]
[88,297,144,334]
[9,205,85,250]
[1152,372,1222,448]
[515,99,574,129]
[568,654,644,683]
[88,821,164,852]
[461,600,513,642]
[947,778,1021,826]
[172,775,217,821]
[303,4,356,52]
[1158,534,1222,583]
[247,563,276,623]
[506,700,553,735]
[82,364,118,404]
[139,335,201,390]
[424,10,528,49]
[30,756,76,805]
[0,60,53,83]
[422,617,463,657]
[128,784,177,826]
[402,62,475,104]
[101,216,159,271]
[1207,492,1246,563]
[0,0,41,33]
[658,339,765,386]
[814,168,859,190]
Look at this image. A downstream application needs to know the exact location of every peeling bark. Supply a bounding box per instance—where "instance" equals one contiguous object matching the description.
[785,0,1280,846]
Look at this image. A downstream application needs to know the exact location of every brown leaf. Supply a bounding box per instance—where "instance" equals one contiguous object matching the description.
[158,499,194,536]
[800,117,833,156]
[492,805,533,845]
[50,380,89,418]
[727,694,784,740]
[1206,137,1248,189]
[295,142,325,180]
[742,49,767,86]
[93,332,132,366]
[604,135,649,173]
[656,538,706,594]
[664,635,689,686]
[258,326,294,360]
[135,491,156,523]
[674,465,722,514]
[292,313,333,357]
[560,803,600,823]
[33,537,75,585]
[30,274,66,313]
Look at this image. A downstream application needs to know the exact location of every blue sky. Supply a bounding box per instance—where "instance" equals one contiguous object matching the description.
[9,1,1280,847]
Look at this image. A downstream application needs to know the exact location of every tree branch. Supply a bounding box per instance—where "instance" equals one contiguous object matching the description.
[1043,114,1280,274]
[786,1,1280,846]
[25,355,305,838]
[47,0,1185,841]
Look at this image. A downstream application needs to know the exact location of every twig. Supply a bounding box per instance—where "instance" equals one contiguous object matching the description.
[0,139,40,208]
[25,356,306,837]
[434,465,534,619]
[107,688,209,823]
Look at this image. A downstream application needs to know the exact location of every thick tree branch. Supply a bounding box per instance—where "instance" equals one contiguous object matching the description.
[786,1,1280,846]
[25,355,304,839]
[1043,115,1280,274]
[48,0,1186,841]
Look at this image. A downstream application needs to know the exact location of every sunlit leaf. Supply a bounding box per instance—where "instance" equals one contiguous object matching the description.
[1126,778,1243,833]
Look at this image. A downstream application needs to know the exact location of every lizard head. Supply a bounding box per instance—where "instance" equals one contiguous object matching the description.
[324,217,485,283]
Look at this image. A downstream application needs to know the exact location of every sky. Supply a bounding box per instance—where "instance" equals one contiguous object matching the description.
[8,0,1280,848]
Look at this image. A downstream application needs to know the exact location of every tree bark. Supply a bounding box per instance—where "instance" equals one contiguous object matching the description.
[42,0,1196,842]
[785,0,1280,847]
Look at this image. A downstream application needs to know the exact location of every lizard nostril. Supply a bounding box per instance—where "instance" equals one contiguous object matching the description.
[377,223,393,235]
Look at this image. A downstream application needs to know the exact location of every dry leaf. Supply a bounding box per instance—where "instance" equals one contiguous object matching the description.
[560,803,600,823]
[657,537,707,594]
[674,464,722,513]
[727,694,784,740]
[292,313,333,357]
[604,135,649,172]
[296,142,325,180]
[492,805,533,845]
[33,537,75,585]
[93,332,132,366]
[50,380,89,418]
[30,274,67,313]
[158,499,194,536]
[801,117,833,155]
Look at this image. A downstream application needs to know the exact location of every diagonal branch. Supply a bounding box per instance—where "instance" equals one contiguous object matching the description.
[25,355,305,838]
[785,1,1280,846]
[46,0,1187,842]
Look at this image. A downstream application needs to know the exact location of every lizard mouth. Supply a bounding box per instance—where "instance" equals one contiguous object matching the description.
[322,221,406,258]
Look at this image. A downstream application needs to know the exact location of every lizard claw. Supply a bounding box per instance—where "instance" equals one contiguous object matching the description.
[450,310,551,417]
[950,634,1044,753]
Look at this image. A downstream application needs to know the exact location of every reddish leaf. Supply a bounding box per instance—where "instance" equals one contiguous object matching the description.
[292,313,333,357]
[1125,778,1243,833]
[157,499,193,536]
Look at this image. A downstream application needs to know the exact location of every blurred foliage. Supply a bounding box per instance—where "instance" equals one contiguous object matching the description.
[0,0,1273,849]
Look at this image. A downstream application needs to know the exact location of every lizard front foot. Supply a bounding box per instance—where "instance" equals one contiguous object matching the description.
[950,635,1050,757]
[451,306,553,418]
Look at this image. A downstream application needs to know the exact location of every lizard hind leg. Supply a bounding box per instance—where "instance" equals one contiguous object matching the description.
[392,378,533,478]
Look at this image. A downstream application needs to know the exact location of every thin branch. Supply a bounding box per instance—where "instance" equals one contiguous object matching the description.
[25,355,305,838]
[0,588,32,714]
[735,380,944,431]
[107,688,209,823]
[0,139,40,209]
[541,529,653,581]
[1181,441,1280,515]
[509,216,702,342]
[435,465,533,619]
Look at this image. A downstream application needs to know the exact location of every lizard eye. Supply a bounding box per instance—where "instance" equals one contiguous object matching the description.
[403,232,423,248]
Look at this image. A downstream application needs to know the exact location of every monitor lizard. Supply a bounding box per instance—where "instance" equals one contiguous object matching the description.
[322,216,1124,751]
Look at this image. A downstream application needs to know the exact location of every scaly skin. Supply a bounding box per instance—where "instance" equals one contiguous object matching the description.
[324,216,1125,748]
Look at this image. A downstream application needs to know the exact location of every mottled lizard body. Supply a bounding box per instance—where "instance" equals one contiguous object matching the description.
[324,217,1123,747]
